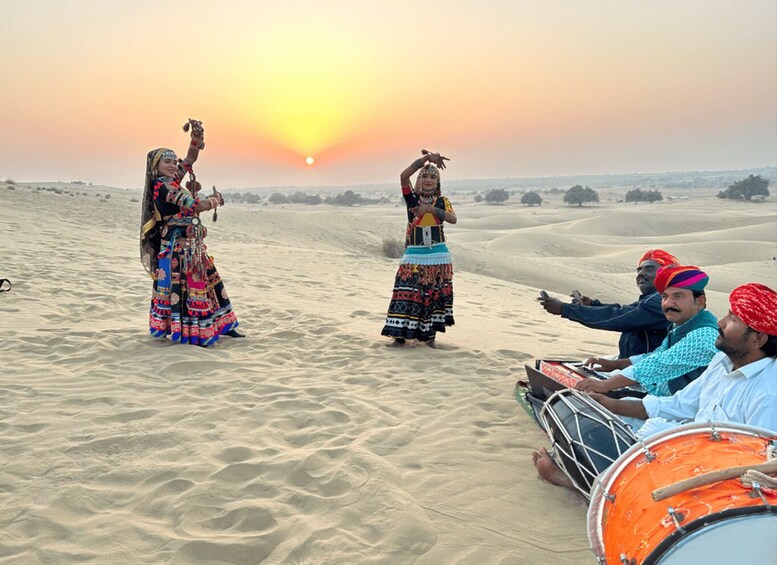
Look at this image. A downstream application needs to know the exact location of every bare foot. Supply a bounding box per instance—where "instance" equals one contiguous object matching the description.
[427,339,437,349]
[390,338,406,347]
[531,447,574,489]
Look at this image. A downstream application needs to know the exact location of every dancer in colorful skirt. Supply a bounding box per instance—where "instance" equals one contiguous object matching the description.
[139,120,242,346]
[381,150,456,347]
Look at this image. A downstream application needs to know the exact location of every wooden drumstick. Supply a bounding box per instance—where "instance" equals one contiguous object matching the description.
[652,458,777,502]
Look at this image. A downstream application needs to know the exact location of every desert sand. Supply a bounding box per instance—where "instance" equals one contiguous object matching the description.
[1,180,775,564]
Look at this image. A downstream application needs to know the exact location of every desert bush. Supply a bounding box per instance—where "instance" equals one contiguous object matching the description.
[520,191,543,206]
[563,185,599,206]
[484,188,510,204]
[382,238,405,259]
[717,174,770,201]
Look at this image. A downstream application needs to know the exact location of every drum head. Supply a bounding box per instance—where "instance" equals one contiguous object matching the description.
[652,511,777,564]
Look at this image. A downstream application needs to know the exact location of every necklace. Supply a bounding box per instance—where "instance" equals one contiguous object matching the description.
[418,194,434,204]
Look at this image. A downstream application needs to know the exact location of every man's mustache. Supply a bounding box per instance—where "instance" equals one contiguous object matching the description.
[663,307,681,313]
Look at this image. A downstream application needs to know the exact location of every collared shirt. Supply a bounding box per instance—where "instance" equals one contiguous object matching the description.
[620,309,720,396]
[642,352,777,433]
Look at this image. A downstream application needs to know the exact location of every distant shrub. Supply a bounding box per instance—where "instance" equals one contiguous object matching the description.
[520,191,543,206]
[474,193,483,202]
[289,191,323,205]
[717,175,770,201]
[625,188,663,204]
[563,185,599,206]
[382,238,405,259]
[5,185,15,190]
[268,192,289,204]
[130,197,139,203]
[484,188,510,204]
[6,179,15,185]
[325,190,364,206]
[104,194,111,199]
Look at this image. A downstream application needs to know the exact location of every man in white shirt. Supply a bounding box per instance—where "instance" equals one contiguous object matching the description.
[532,282,777,490]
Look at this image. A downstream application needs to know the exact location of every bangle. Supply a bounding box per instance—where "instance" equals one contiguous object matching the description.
[437,208,445,219]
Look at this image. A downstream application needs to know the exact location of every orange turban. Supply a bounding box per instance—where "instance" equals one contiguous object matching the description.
[638,249,679,267]
[729,283,777,336]
[654,265,709,294]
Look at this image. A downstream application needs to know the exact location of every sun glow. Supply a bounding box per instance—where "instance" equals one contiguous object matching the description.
[305,156,315,166]
[221,19,378,161]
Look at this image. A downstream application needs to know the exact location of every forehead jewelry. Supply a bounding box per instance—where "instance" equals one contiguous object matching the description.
[420,165,439,178]
[160,149,177,161]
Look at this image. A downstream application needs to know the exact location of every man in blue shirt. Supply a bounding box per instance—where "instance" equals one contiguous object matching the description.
[538,249,678,358]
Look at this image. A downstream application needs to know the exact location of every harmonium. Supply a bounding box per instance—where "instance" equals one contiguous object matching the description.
[515,360,644,425]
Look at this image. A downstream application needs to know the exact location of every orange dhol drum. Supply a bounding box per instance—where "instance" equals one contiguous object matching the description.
[538,389,637,500]
[588,422,777,565]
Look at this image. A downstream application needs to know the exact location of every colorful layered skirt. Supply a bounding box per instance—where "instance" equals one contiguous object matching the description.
[381,242,454,342]
[149,228,238,346]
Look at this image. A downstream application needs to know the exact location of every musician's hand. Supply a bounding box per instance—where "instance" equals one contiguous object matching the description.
[583,357,623,372]
[575,377,614,394]
[586,392,616,411]
[580,295,593,306]
[538,296,564,315]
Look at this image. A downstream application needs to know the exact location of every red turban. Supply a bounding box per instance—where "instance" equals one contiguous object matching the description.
[638,249,679,267]
[729,283,777,336]
[654,265,709,294]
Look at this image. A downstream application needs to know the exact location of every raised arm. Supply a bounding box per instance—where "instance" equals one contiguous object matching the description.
[182,119,205,167]
[400,150,449,186]
[400,155,427,187]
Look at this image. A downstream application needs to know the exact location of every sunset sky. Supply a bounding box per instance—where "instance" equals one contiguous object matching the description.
[1,1,775,189]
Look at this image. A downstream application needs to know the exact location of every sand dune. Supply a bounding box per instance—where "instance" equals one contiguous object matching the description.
[1,182,775,564]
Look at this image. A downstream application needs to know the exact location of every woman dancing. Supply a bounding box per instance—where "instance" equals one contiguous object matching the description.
[381,150,457,347]
[139,120,242,346]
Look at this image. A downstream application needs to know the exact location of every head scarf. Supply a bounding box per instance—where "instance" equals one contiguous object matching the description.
[139,148,172,276]
[729,283,777,336]
[414,164,441,197]
[654,265,709,294]
[638,249,679,267]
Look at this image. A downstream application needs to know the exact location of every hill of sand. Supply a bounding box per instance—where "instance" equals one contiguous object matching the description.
[1,181,775,564]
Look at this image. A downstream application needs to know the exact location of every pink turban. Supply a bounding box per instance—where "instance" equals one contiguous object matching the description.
[654,265,709,294]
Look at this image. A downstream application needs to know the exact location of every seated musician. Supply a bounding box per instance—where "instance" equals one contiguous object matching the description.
[538,249,678,358]
[532,282,777,491]
[575,265,719,397]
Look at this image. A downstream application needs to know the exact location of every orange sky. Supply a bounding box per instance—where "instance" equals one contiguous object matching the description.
[0,0,775,188]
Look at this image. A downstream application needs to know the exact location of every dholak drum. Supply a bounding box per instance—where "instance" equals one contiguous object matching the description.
[538,389,637,500]
[588,422,777,564]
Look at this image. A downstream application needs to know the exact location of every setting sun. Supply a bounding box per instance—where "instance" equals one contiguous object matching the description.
[306,156,315,166]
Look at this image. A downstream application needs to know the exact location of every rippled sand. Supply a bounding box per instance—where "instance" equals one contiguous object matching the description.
[1,182,775,563]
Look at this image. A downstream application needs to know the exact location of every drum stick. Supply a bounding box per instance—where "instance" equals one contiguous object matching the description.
[652,458,777,502]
